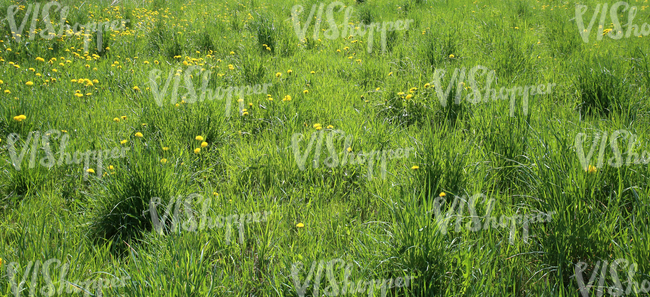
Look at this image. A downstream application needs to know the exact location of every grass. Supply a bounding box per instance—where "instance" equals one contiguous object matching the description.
[1,0,650,296]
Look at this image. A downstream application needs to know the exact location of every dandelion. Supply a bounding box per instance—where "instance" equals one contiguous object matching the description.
[283,95,292,101]
[424,83,430,88]
[405,94,413,100]
[87,168,95,174]
[587,165,597,173]
[409,87,417,93]
[160,158,167,164]
[411,165,419,170]
[13,115,26,121]
[35,57,45,62]
[313,123,321,128]
[287,69,293,74]
[237,98,244,103]
[201,141,208,148]
[25,81,33,86]
[439,192,446,197]
[120,140,127,145]
[133,86,140,91]
[388,72,393,76]
[108,165,114,170]
[230,51,235,55]
[228,64,234,70]
[135,132,143,138]
[113,117,120,122]
[121,116,127,120]
[242,111,249,116]
[162,147,170,151]
[310,71,315,74]
[347,147,352,152]
[303,90,308,94]
[449,54,455,58]
[275,72,282,78]
[194,148,201,154]
[327,125,334,129]
[5,90,10,94]
[296,223,305,228]
[195,136,204,141]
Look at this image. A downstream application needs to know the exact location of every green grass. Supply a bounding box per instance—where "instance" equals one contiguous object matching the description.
[1,0,650,296]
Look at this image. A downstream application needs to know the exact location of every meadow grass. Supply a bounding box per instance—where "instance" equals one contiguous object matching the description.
[1,0,650,296]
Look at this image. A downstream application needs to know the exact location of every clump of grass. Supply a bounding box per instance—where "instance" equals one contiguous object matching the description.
[574,57,635,119]
[252,13,277,55]
[420,30,456,67]
[87,139,186,256]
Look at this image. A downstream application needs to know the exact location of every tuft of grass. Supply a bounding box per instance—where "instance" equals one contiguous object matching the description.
[574,56,635,119]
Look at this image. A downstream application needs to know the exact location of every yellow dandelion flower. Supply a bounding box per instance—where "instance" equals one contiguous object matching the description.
[587,165,597,173]
[405,94,413,100]
[275,72,282,78]
[25,81,33,86]
[195,136,204,141]
[201,141,208,148]
[135,132,143,138]
[411,165,419,170]
[310,71,315,74]
[86,168,95,174]
[327,125,333,129]
[424,83,430,88]
[13,115,26,122]
[113,117,120,122]
[449,54,455,58]
[133,86,140,91]
[160,158,167,164]
[121,116,127,120]
[439,192,446,197]
[194,148,201,154]
[120,140,127,145]
[108,165,114,170]
[296,223,304,228]
[162,147,170,151]
[287,69,293,74]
